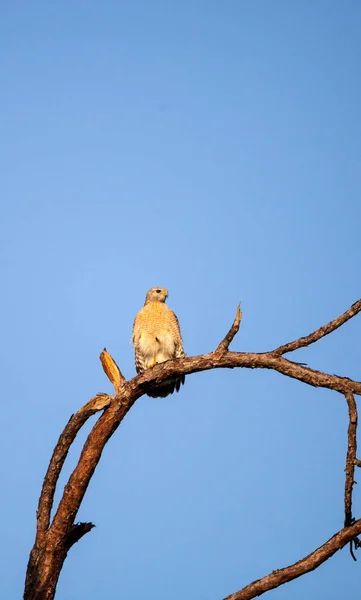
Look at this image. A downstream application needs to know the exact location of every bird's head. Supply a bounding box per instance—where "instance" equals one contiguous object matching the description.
[145,287,169,304]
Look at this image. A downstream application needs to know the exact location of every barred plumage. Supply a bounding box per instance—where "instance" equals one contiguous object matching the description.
[132,287,185,398]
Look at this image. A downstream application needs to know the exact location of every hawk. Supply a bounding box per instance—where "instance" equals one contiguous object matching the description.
[132,287,185,398]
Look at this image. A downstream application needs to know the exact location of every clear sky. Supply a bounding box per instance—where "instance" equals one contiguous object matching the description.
[2,2,361,599]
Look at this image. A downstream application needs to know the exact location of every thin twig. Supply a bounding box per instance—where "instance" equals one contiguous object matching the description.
[272,299,361,356]
[350,542,357,561]
[214,304,242,357]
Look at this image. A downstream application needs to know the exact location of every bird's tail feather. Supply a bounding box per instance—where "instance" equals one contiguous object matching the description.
[147,375,185,398]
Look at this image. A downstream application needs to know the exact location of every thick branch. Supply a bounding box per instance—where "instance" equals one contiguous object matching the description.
[273,299,361,355]
[223,519,361,600]
[136,353,361,397]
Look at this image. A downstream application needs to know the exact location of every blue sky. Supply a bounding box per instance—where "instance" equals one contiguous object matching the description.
[1,1,361,599]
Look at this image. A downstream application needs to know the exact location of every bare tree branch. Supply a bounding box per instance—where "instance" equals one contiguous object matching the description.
[223,518,361,600]
[100,348,125,393]
[136,353,361,397]
[272,298,361,356]
[36,394,112,538]
[214,304,242,356]
[50,388,133,540]
[344,391,358,529]
[24,297,361,600]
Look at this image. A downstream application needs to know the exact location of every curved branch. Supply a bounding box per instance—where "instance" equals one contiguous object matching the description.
[223,519,361,600]
[25,296,361,600]
[36,394,112,538]
[272,298,361,356]
[50,385,134,539]
[48,353,361,543]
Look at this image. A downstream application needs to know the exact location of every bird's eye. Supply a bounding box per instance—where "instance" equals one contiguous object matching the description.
[156,289,161,293]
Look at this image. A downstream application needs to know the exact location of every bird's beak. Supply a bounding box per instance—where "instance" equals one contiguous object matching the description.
[164,290,169,298]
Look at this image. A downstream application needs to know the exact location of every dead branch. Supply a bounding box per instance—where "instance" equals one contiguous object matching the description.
[65,522,95,549]
[223,518,361,600]
[136,353,361,396]
[24,297,361,600]
[214,304,242,356]
[272,298,361,355]
[344,391,358,529]
[36,394,112,537]
[100,348,125,392]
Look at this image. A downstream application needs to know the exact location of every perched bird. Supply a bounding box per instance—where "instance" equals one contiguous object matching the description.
[132,287,185,398]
